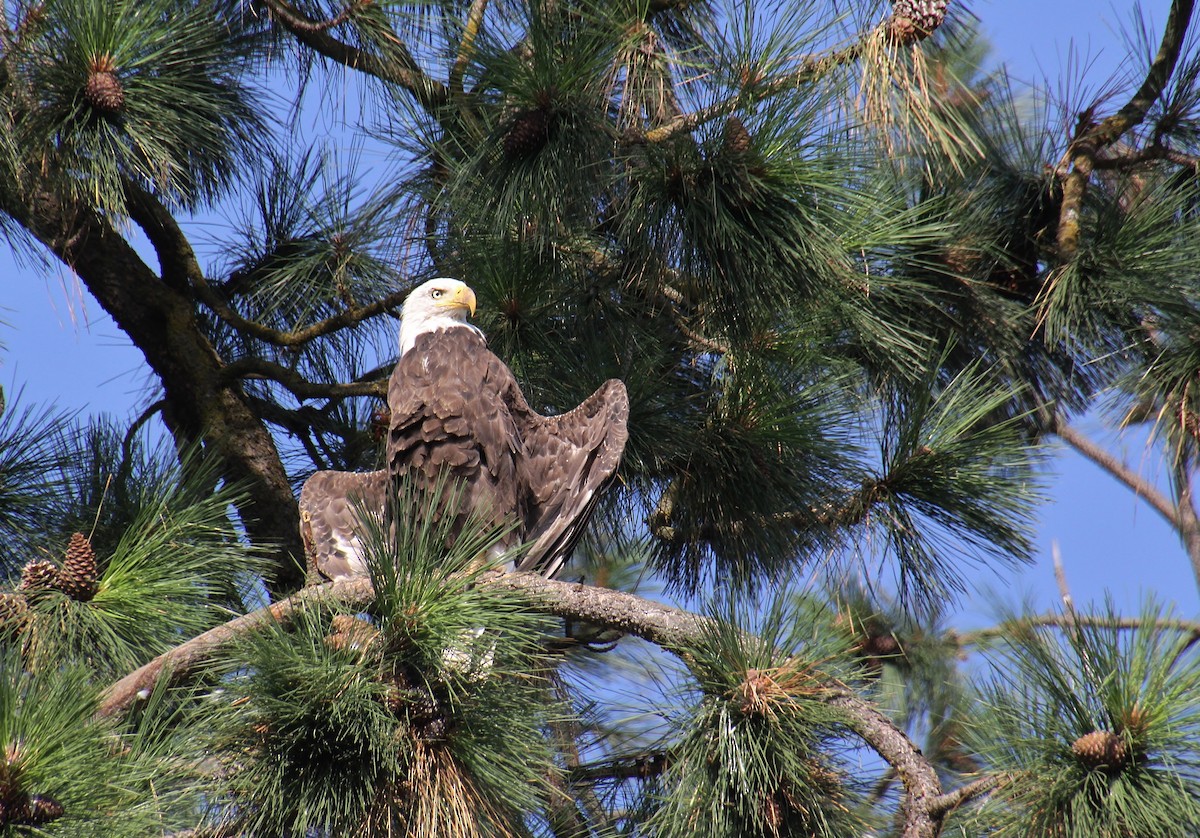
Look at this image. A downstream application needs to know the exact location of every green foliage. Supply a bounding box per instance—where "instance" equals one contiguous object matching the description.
[0,398,74,575]
[0,646,186,836]
[964,600,1200,836]
[8,441,270,679]
[202,478,563,836]
[5,0,1200,835]
[864,357,1045,605]
[645,588,864,838]
[8,0,267,213]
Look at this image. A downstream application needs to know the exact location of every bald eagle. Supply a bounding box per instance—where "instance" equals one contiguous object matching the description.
[300,278,629,583]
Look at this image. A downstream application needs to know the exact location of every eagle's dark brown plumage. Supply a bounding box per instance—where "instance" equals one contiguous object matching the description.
[300,278,628,582]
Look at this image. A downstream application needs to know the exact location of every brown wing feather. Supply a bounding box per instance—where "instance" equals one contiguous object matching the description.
[508,379,630,578]
[299,469,389,581]
[386,329,525,555]
[384,326,628,578]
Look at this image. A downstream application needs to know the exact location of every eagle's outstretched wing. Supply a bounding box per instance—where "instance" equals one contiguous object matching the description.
[299,469,389,581]
[508,379,629,578]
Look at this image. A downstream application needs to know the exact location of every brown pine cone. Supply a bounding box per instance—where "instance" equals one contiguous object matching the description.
[1071,729,1129,770]
[723,115,753,155]
[0,593,28,636]
[887,0,949,45]
[58,533,99,602]
[83,54,124,116]
[503,108,553,158]
[18,560,60,593]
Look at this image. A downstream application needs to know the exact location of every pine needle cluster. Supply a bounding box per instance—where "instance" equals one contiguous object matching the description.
[644,589,865,838]
[964,600,1200,836]
[201,477,564,835]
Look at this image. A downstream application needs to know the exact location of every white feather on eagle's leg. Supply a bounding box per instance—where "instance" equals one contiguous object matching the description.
[299,277,629,583]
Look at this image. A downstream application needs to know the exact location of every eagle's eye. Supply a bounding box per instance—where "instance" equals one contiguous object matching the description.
[431,288,444,299]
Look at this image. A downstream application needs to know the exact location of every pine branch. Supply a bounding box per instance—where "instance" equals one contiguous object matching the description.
[1052,419,1200,590]
[97,571,952,838]
[258,0,449,112]
[956,613,1200,646]
[1052,417,1183,528]
[1090,141,1200,170]
[194,278,408,348]
[97,577,374,719]
[222,357,387,399]
[928,775,1000,817]
[0,180,305,591]
[1055,0,1196,257]
[568,752,671,782]
[121,179,208,293]
[639,34,869,144]
[450,0,489,98]
[1171,456,1200,592]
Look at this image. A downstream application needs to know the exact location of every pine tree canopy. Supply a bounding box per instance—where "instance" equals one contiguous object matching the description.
[2,0,1200,835]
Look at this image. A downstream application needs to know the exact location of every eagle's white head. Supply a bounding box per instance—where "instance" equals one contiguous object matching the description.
[398,277,482,355]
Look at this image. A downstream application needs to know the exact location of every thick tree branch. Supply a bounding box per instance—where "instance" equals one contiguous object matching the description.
[97,571,950,837]
[258,0,449,113]
[1170,456,1200,593]
[122,179,208,293]
[0,181,305,591]
[1091,0,1196,148]
[450,0,488,98]
[97,578,374,719]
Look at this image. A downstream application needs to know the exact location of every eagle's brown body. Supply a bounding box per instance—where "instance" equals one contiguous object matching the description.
[300,278,628,583]
[386,327,627,578]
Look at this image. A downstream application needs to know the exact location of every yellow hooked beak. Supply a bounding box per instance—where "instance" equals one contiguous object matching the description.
[441,283,476,317]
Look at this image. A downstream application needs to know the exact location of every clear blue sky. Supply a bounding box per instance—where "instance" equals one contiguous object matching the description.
[1,0,1194,624]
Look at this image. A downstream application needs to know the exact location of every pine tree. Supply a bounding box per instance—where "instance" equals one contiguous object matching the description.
[0,0,1199,836]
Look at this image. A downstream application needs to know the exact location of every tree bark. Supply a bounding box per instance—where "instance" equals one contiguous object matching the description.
[98,572,968,838]
[2,183,305,591]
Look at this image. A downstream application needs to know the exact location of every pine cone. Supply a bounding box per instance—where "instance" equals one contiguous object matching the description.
[503,108,553,158]
[1071,729,1129,770]
[83,54,125,116]
[0,593,28,635]
[887,0,949,45]
[58,533,98,602]
[324,614,380,654]
[27,795,65,824]
[723,115,753,155]
[18,560,60,594]
[0,793,65,827]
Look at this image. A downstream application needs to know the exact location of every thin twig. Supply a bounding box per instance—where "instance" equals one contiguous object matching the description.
[640,37,868,144]
[222,357,388,400]
[957,613,1200,646]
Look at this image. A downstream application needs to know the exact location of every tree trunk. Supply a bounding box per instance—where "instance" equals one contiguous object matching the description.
[4,184,305,592]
